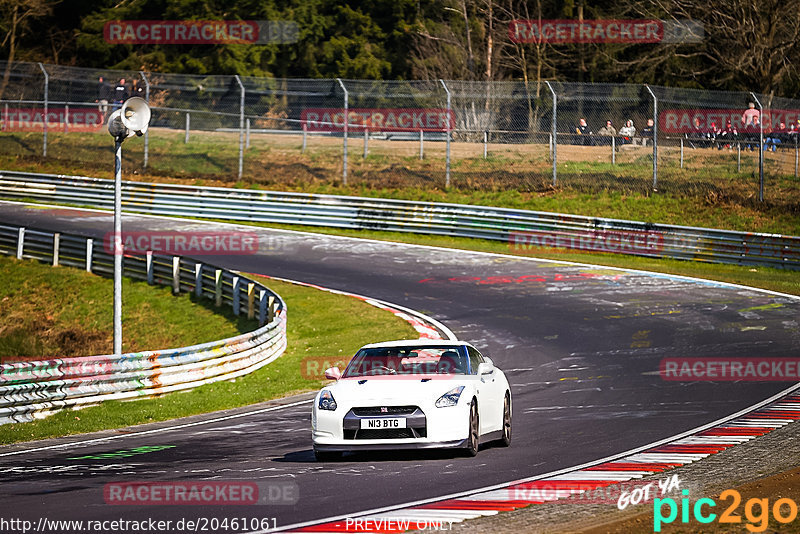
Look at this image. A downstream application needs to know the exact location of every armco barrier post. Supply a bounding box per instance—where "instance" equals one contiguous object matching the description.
[172,256,180,294]
[38,63,48,158]
[545,81,557,186]
[259,289,267,325]
[146,251,154,284]
[52,233,60,266]
[268,295,275,323]
[235,75,245,180]
[336,78,348,184]
[440,79,451,188]
[16,227,24,259]
[232,276,241,315]
[86,238,93,273]
[247,282,255,319]
[195,263,203,296]
[215,269,223,307]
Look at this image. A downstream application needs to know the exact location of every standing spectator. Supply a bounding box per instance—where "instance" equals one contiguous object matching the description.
[112,78,128,110]
[574,117,592,145]
[96,76,112,119]
[742,102,759,127]
[744,116,760,151]
[641,118,654,146]
[131,79,145,99]
[618,119,636,144]
[597,119,616,145]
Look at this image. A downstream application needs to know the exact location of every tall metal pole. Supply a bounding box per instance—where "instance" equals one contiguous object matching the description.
[38,63,48,157]
[113,138,123,357]
[645,85,658,191]
[235,75,245,180]
[750,92,764,202]
[139,71,150,170]
[336,78,348,184]
[545,81,557,187]
[440,79,452,188]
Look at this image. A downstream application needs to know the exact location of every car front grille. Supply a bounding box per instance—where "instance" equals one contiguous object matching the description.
[352,406,418,416]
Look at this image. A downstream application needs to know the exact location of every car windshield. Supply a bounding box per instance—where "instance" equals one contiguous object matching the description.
[343,346,470,377]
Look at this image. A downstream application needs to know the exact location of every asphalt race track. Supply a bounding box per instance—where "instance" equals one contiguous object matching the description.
[1,202,799,532]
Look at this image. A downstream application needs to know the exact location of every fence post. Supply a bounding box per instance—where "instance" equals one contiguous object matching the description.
[185,113,190,143]
[612,135,616,165]
[484,130,488,159]
[234,75,245,180]
[439,79,451,188]
[3,103,7,131]
[215,269,223,307]
[302,122,307,153]
[38,63,48,157]
[52,233,60,266]
[795,136,798,179]
[336,78,348,184]
[419,129,424,160]
[172,256,181,294]
[232,276,241,315]
[246,118,251,149]
[86,238,93,273]
[363,125,368,158]
[680,137,684,169]
[64,105,69,134]
[545,81,557,187]
[750,92,764,202]
[195,263,203,296]
[737,141,741,172]
[139,71,150,169]
[146,251,153,284]
[645,85,658,190]
[16,227,24,259]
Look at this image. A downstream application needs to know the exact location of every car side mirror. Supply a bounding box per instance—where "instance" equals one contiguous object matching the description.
[477,362,494,376]
[324,367,341,380]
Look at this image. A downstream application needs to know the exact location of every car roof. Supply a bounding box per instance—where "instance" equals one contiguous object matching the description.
[359,339,472,350]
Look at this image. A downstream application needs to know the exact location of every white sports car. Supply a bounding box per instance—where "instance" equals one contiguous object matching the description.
[311,339,512,460]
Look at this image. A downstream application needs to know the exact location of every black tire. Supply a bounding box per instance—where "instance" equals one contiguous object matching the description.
[313,448,341,462]
[499,393,512,447]
[464,400,479,457]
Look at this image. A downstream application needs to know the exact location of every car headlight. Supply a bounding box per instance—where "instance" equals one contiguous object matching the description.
[318,390,337,411]
[435,386,465,408]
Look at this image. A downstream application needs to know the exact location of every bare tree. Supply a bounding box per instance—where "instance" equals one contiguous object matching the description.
[0,0,58,98]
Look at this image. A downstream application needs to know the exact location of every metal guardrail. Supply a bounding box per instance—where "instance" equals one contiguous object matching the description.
[0,170,798,270]
[0,223,287,425]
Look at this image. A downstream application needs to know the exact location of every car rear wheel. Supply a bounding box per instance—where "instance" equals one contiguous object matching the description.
[464,400,479,457]
[313,448,341,462]
[499,393,512,447]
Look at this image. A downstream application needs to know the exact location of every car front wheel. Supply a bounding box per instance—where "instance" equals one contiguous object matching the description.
[464,400,479,457]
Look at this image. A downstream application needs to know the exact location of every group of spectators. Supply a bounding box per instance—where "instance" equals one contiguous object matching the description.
[573,117,654,146]
[686,103,800,152]
[95,77,145,119]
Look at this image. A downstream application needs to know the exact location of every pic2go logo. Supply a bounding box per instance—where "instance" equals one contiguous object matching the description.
[654,489,799,532]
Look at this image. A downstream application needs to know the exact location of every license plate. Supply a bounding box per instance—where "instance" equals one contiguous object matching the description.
[360,417,406,429]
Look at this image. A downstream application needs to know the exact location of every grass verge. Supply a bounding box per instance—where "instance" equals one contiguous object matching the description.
[0,255,256,361]
[0,270,418,445]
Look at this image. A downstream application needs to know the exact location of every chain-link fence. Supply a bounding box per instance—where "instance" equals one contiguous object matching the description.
[0,61,797,205]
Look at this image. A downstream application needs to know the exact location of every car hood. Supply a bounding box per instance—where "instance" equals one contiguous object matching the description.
[329,375,469,405]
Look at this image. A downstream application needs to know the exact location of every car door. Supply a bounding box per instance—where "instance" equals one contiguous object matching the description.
[469,346,502,433]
